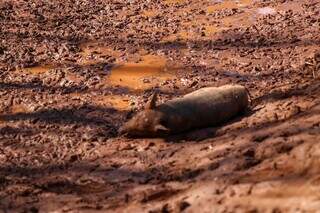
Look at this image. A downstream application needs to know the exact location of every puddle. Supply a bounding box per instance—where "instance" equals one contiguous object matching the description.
[207,0,252,13]
[108,55,175,90]
[93,95,131,111]
[20,64,83,83]
[20,65,54,75]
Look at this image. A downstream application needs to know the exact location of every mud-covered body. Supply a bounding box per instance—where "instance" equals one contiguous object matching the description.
[119,84,249,137]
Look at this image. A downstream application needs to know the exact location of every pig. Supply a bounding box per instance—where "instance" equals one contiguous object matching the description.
[119,84,249,137]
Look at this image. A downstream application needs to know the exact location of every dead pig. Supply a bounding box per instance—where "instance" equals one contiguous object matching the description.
[119,84,249,137]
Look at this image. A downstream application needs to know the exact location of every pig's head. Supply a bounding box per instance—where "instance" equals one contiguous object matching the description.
[119,93,170,137]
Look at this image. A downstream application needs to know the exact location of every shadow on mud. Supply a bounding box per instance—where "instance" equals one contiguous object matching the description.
[0,81,85,94]
[0,162,201,210]
[164,104,263,143]
[1,103,319,211]
[5,26,320,50]
[0,104,126,139]
[252,80,320,106]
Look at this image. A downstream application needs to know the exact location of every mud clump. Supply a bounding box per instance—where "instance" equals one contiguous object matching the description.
[119,84,249,137]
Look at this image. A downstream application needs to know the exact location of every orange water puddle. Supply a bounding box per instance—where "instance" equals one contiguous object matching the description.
[108,55,176,90]
[19,64,83,83]
[20,65,54,75]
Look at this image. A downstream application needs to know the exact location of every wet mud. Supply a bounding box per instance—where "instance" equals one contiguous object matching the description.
[0,0,319,212]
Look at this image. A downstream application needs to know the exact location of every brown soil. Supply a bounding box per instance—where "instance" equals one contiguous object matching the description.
[0,0,320,212]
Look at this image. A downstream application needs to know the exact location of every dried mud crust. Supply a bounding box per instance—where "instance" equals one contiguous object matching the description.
[0,0,320,212]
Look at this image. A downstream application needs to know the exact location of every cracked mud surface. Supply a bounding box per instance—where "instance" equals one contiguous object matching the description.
[0,0,320,212]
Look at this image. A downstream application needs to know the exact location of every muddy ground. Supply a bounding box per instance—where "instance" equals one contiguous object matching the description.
[0,0,320,212]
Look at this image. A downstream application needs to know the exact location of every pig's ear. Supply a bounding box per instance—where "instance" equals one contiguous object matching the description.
[154,124,170,133]
[145,92,157,109]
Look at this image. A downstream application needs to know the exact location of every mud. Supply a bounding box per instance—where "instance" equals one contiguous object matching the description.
[0,0,319,212]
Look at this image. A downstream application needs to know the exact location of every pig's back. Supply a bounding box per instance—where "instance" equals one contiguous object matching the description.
[158,85,248,132]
